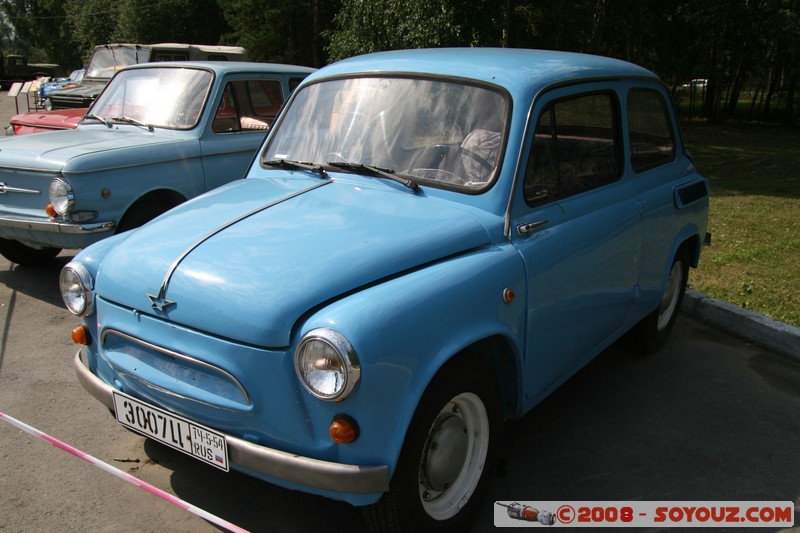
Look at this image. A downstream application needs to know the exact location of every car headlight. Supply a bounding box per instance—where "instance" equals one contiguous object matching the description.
[44,99,53,111]
[60,262,94,317]
[49,178,74,215]
[295,328,360,401]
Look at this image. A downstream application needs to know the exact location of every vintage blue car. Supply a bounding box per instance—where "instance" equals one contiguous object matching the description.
[64,49,709,531]
[0,61,314,265]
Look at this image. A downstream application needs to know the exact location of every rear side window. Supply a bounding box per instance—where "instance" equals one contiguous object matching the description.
[525,92,620,205]
[627,89,675,173]
[213,79,284,133]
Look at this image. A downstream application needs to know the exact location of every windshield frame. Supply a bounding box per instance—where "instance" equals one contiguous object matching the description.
[85,66,215,131]
[261,73,512,195]
[85,46,148,80]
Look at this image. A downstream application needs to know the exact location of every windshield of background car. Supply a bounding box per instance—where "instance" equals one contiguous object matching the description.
[89,68,213,129]
[264,77,508,190]
[86,48,144,79]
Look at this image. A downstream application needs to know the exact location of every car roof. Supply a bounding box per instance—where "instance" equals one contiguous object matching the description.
[120,61,316,76]
[304,48,658,94]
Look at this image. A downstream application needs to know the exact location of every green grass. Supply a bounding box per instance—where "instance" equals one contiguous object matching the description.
[681,121,800,327]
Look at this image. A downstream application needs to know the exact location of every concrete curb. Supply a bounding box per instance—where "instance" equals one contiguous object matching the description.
[682,289,800,361]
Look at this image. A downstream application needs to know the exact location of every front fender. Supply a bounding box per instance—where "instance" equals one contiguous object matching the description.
[295,244,526,476]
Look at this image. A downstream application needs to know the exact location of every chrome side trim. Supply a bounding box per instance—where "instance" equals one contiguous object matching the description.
[73,349,390,494]
[0,214,115,234]
[0,182,39,195]
[101,328,252,406]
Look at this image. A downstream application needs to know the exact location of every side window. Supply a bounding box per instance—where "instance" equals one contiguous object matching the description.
[627,89,675,173]
[525,92,620,205]
[213,79,284,133]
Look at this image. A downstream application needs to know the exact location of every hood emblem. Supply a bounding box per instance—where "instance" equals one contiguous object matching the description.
[147,294,176,312]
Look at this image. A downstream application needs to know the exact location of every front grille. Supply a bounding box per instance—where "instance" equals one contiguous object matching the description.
[101,328,251,410]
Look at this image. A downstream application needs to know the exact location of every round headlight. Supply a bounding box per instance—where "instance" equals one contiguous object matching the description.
[49,178,74,215]
[60,262,94,317]
[44,99,53,111]
[295,329,360,401]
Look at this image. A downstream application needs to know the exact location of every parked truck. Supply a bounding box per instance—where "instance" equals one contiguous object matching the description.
[44,43,248,109]
[0,54,65,88]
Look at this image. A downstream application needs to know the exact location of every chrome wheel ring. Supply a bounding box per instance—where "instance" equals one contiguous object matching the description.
[657,260,684,331]
[419,392,490,520]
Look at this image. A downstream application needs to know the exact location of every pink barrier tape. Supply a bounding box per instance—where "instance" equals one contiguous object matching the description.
[0,410,249,533]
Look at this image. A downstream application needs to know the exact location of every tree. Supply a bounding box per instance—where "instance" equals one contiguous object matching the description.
[326,0,503,62]
[113,0,230,46]
[1,0,82,67]
[63,0,119,63]
[217,0,339,67]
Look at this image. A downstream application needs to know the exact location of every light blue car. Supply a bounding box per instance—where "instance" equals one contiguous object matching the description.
[64,49,710,531]
[0,61,314,265]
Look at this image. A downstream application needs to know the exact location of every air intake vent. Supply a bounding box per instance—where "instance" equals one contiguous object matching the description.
[674,180,709,208]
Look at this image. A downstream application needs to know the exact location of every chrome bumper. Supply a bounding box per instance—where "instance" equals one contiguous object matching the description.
[73,349,390,494]
[0,214,114,234]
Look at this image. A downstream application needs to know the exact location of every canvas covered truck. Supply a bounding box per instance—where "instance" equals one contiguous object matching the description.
[44,43,248,110]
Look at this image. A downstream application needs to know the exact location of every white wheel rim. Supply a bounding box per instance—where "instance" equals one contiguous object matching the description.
[419,392,490,520]
[657,260,684,331]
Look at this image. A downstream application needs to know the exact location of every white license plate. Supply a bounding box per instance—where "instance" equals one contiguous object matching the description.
[113,391,229,471]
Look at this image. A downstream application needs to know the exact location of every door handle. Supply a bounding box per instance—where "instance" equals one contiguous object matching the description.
[516,220,548,236]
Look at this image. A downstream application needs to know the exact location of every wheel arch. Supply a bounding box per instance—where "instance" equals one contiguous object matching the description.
[460,334,521,420]
[668,224,703,275]
[116,189,186,233]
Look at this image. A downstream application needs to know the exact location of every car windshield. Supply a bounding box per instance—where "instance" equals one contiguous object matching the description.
[264,77,507,190]
[86,47,146,79]
[88,68,213,130]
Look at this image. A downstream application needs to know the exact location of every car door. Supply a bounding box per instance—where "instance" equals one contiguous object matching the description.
[200,76,286,191]
[625,84,696,307]
[510,84,642,401]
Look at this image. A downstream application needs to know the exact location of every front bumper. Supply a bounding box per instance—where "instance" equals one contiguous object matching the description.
[73,349,390,495]
[0,213,115,235]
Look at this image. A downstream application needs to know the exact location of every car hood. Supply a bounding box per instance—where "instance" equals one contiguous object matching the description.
[0,128,192,172]
[48,81,106,100]
[94,174,492,347]
[11,108,84,129]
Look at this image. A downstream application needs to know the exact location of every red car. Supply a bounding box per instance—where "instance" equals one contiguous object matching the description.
[7,107,85,135]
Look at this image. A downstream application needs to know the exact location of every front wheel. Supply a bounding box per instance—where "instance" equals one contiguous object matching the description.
[363,359,502,532]
[0,238,61,266]
[630,246,690,354]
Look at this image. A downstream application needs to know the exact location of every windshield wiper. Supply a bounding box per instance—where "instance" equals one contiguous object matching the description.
[263,159,327,179]
[326,161,419,192]
[83,113,111,127]
[110,116,154,131]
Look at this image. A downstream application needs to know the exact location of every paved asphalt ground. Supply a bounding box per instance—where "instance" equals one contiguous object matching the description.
[0,90,798,532]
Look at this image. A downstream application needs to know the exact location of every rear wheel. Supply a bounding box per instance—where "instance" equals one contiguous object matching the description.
[0,238,61,266]
[630,246,690,354]
[363,358,502,532]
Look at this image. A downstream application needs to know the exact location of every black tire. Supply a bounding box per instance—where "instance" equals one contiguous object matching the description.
[116,202,172,233]
[363,357,502,532]
[0,238,61,266]
[630,246,690,354]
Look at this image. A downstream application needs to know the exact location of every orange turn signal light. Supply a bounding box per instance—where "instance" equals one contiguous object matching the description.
[71,325,89,346]
[329,416,358,444]
[45,204,58,218]
[503,288,515,304]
